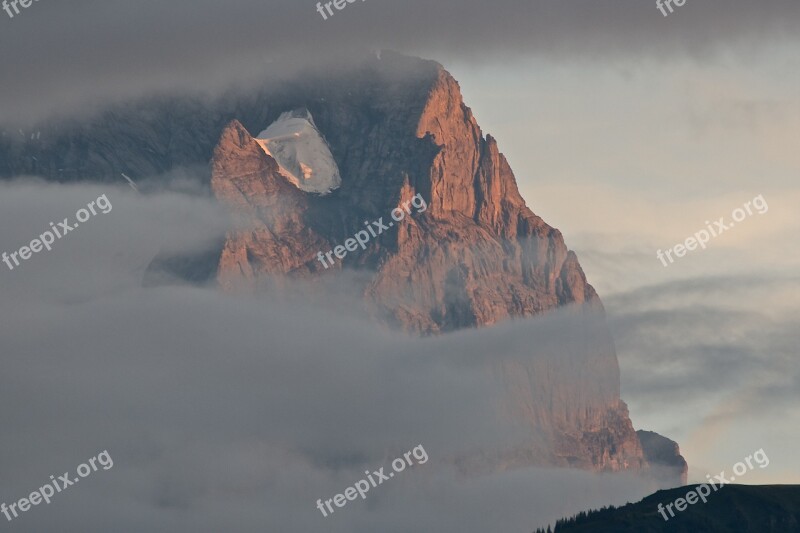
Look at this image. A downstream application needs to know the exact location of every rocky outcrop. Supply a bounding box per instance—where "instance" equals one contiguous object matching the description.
[638,430,689,485]
[210,119,331,290]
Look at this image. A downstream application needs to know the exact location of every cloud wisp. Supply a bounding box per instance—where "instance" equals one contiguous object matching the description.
[0,181,661,532]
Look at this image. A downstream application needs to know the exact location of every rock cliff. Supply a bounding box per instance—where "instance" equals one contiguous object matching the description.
[205,54,682,477]
[638,430,689,485]
[0,51,685,480]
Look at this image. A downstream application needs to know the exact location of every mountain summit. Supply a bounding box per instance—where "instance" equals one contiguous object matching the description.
[204,54,686,481]
[0,51,686,483]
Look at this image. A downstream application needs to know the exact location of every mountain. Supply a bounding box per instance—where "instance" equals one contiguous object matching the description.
[535,485,800,532]
[638,430,688,484]
[0,51,685,481]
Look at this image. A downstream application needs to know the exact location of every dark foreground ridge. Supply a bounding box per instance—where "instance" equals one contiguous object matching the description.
[535,485,800,533]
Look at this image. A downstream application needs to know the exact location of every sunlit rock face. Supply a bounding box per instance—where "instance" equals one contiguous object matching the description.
[2,51,686,481]
[206,54,683,479]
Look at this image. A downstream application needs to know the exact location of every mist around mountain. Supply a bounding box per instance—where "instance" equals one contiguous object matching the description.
[0,51,691,483]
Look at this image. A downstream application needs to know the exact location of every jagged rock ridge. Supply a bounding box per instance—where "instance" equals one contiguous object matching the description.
[0,51,686,481]
[206,54,685,479]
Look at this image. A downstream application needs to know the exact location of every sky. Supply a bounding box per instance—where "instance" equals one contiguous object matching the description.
[0,0,799,530]
[445,43,800,484]
[1,0,798,123]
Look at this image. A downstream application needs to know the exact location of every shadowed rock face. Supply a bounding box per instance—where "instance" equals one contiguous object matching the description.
[637,430,689,485]
[0,51,685,480]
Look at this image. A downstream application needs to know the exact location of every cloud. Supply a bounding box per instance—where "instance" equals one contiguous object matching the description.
[0,181,658,532]
[600,272,800,484]
[526,176,800,485]
[1,0,799,123]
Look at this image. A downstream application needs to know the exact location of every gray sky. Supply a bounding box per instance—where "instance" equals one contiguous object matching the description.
[0,0,799,123]
[445,44,800,484]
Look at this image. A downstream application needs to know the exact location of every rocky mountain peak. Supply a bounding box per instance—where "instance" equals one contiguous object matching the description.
[202,59,684,481]
[0,52,686,483]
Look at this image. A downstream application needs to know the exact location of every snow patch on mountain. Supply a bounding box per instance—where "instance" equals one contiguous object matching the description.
[255,109,341,195]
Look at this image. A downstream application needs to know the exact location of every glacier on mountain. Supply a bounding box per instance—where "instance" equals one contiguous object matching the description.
[254,108,341,195]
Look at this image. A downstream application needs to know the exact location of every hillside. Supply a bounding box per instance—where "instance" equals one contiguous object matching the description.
[535,485,800,533]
